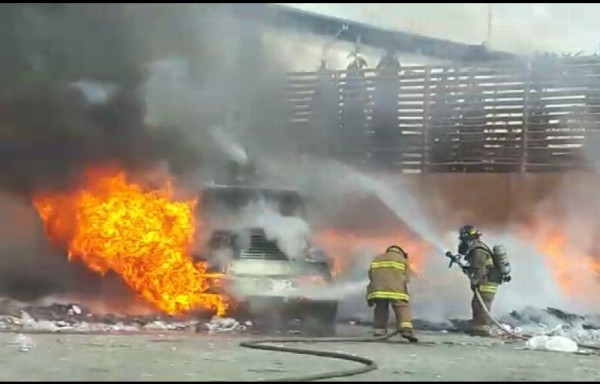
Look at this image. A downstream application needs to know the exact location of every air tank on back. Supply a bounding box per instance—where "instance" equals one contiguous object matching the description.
[492,244,511,276]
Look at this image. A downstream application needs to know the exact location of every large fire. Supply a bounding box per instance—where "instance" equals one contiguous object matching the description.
[32,168,228,316]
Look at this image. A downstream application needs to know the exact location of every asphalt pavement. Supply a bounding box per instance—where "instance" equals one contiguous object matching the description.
[1,326,599,381]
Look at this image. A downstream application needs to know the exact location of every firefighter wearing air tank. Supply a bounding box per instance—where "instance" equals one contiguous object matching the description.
[458,225,511,336]
[366,245,418,343]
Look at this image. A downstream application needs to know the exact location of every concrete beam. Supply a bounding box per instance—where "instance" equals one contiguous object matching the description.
[224,3,520,64]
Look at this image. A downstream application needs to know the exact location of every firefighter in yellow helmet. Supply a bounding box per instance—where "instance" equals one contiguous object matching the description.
[458,225,502,337]
[366,245,418,343]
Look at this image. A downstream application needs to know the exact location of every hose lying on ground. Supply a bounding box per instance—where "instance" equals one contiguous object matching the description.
[239,331,400,382]
[240,292,600,382]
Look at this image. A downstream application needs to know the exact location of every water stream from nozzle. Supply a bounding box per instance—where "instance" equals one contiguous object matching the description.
[351,171,447,254]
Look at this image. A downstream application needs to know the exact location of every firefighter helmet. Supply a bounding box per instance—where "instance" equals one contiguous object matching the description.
[459,225,481,241]
[386,245,407,257]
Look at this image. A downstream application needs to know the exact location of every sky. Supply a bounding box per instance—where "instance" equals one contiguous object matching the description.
[282,3,600,56]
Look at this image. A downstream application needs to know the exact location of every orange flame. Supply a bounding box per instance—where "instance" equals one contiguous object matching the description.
[315,229,428,278]
[537,228,575,295]
[521,219,600,298]
[32,168,228,316]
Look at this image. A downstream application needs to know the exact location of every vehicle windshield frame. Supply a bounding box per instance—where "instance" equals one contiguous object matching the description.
[200,186,308,220]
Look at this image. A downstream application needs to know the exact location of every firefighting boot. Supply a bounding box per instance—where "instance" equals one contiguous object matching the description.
[469,326,491,337]
[373,328,388,337]
[400,328,419,343]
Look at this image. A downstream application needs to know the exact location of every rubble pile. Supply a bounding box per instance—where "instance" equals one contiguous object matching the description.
[341,306,600,342]
[0,299,224,334]
[499,307,600,345]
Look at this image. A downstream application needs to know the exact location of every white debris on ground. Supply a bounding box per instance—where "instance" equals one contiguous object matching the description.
[553,325,600,345]
[13,333,36,352]
[526,335,579,353]
[201,316,248,333]
[499,306,600,346]
[491,323,521,338]
[0,299,254,334]
[66,304,82,317]
[142,320,200,331]
[0,311,201,333]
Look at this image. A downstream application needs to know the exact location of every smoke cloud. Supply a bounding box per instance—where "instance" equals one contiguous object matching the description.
[260,157,600,321]
[1,3,598,324]
[0,3,298,301]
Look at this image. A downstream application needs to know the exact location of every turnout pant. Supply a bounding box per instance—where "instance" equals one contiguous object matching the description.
[471,283,497,333]
[372,299,413,333]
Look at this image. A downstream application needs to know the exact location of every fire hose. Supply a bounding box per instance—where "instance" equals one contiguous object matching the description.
[239,331,399,382]
[239,249,600,381]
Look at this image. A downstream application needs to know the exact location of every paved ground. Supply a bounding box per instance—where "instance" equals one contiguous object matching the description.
[1,325,600,381]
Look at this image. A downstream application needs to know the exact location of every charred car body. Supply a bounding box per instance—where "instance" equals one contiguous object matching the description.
[195,161,338,334]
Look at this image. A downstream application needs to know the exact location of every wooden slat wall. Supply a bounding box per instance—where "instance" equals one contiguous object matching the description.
[285,57,600,173]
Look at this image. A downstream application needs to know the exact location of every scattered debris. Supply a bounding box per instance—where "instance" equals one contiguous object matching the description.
[491,323,520,338]
[526,335,579,353]
[142,320,198,331]
[201,316,248,333]
[0,299,211,334]
[13,333,35,352]
[500,307,600,345]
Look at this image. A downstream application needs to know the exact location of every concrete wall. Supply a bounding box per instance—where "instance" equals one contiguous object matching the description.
[391,172,600,233]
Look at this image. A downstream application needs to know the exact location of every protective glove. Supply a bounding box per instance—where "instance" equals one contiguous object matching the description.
[470,279,480,291]
[503,274,512,283]
[367,299,374,307]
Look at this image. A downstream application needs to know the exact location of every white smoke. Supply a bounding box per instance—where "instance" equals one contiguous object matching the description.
[490,234,566,314]
[70,80,117,105]
[235,199,310,260]
[259,156,600,323]
[208,197,311,261]
[209,127,249,166]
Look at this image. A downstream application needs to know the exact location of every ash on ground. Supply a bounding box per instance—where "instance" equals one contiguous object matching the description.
[342,306,600,344]
[498,306,600,345]
[0,298,245,334]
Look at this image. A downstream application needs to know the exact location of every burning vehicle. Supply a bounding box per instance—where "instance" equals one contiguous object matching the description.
[194,165,338,334]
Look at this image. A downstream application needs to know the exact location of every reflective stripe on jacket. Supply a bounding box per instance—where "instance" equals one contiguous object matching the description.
[367,291,410,301]
[367,250,410,303]
[478,283,498,294]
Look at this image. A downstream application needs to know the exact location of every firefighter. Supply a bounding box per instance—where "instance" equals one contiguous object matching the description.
[458,225,501,337]
[367,245,418,343]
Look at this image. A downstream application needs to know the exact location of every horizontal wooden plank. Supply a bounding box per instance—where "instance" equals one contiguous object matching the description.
[283,60,600,173]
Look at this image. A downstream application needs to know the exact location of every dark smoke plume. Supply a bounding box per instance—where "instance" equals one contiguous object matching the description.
[0,3,290,302]
[0,4,205,197]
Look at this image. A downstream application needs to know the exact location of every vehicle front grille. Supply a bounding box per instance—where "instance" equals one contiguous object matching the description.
[239,229,288,260]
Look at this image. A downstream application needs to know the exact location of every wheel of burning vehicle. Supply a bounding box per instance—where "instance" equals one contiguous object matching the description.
[252,311,285,335]
[300,302,338,336]
[300,314,336,336]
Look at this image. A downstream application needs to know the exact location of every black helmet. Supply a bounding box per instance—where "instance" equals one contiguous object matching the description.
[386,245,407,257]
[459,225,481,241]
